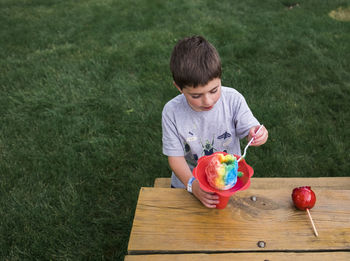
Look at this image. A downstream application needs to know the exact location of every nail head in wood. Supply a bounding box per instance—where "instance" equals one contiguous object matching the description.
[257,241,266,248]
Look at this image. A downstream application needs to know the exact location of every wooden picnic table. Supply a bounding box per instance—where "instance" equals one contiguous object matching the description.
[125,177,350,260]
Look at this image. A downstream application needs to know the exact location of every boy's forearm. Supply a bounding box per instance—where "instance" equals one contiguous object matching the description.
[168,156,193,187]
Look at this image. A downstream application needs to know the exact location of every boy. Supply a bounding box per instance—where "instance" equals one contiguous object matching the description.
[162,36,268,208]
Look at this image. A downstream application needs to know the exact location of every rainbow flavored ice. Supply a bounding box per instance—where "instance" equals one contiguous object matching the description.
[205,153,243,190]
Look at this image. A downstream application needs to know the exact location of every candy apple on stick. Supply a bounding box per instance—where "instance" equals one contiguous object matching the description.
[292,186,318,237]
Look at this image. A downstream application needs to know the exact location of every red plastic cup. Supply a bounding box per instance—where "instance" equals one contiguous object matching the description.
[215,195,231,209]
[193,152,254,209]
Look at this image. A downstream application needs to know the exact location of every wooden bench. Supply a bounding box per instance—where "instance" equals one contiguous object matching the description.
[154,177,350,190]
[125,177,350,260]
[125,252,350,261]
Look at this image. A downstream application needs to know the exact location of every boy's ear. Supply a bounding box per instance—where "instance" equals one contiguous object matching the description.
[173,81,182,93]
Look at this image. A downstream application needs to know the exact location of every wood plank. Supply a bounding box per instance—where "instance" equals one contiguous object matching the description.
[128,187,350,254]
[154,177,350,190]
[125,252,350,261]
[154,177,171,188]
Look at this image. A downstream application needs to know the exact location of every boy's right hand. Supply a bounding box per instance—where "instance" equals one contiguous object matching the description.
[192,179,219,208]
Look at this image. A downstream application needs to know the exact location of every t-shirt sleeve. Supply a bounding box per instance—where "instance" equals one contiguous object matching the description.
[233,93,260,139]
[162,105,185,156]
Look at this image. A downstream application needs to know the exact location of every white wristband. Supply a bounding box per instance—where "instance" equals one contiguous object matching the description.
[187,177,196,193]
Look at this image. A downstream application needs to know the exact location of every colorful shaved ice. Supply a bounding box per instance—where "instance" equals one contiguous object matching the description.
[205,153,243,190]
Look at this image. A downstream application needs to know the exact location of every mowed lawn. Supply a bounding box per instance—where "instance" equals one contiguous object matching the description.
[0,0,349,260]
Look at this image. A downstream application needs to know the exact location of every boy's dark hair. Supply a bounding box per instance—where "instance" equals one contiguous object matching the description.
[170,36,221,90]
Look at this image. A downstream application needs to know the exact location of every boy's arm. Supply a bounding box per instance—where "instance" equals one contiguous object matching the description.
[168,156,219,208]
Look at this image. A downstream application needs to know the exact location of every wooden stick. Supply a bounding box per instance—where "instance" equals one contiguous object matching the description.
[306,208,318,237]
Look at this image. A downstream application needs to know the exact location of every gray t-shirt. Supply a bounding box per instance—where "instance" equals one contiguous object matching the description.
[162,86,259,188]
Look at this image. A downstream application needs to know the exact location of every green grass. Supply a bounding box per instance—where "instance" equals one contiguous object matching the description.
[0,0,349,259]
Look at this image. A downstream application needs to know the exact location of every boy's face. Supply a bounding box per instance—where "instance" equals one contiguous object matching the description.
[176,78,221,112]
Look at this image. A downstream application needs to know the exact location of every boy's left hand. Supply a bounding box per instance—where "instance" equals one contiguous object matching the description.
[248,125,268,146]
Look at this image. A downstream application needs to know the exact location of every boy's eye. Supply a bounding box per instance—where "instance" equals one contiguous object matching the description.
[191,95,201,99]
[210,88,218,94]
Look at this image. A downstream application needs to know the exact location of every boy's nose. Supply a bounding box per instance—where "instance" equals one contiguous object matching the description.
[202,95,212,106]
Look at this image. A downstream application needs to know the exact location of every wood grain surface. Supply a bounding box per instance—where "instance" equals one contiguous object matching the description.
[128,187,350,254]
[154,177,350,190]
[125,252,350,261]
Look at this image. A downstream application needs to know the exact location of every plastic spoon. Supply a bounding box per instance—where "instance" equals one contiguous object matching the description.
[237,125,264,163]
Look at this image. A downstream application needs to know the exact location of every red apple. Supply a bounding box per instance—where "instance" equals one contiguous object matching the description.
[292,186,316,210]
